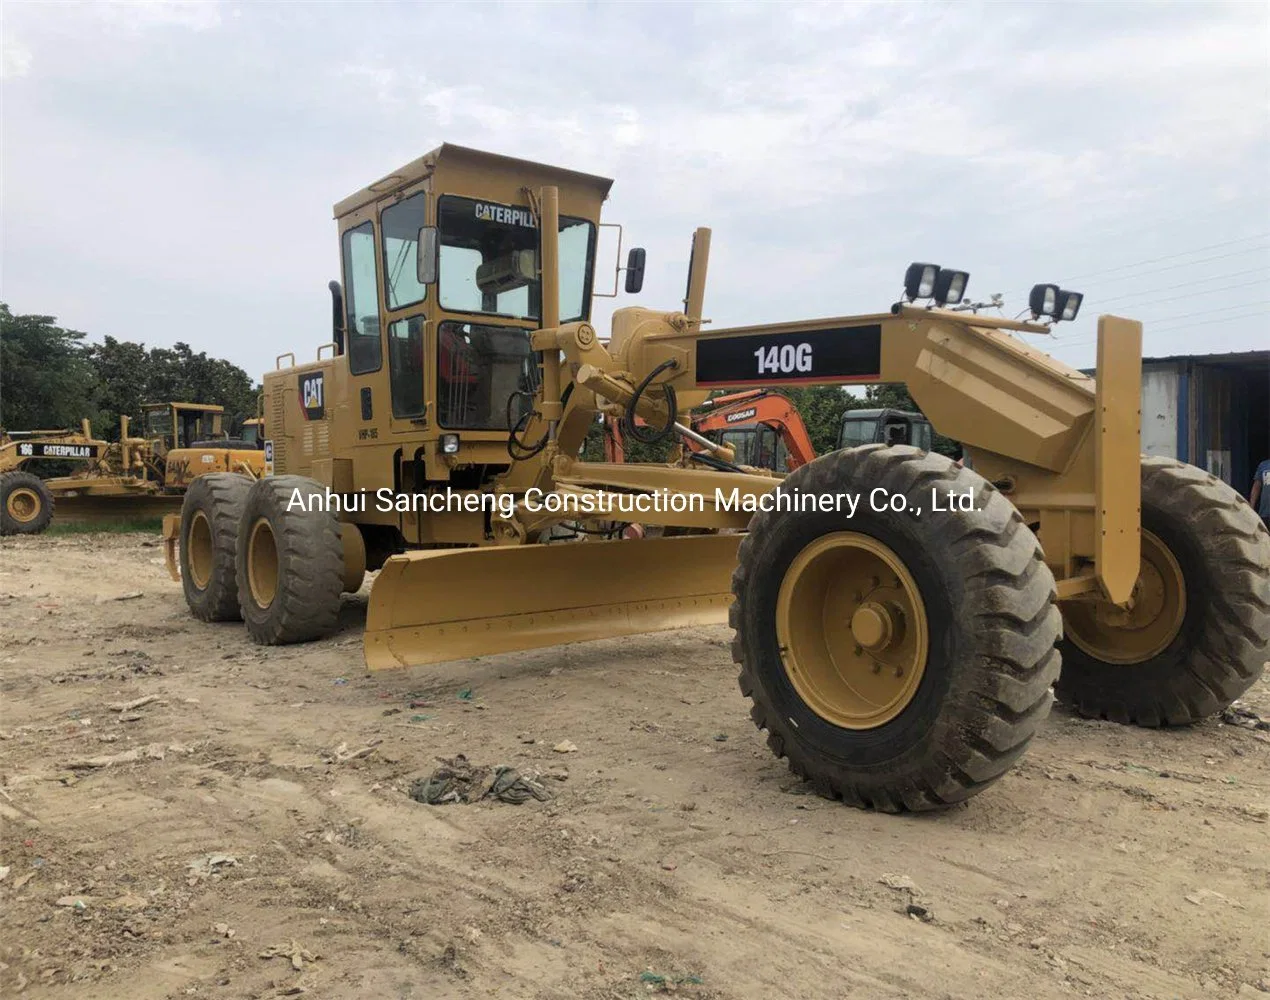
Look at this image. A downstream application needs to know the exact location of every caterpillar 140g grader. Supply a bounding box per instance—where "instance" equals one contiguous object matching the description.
[166,143,1270,812]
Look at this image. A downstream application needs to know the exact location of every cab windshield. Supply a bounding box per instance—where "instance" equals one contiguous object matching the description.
[144,408,173,441]
[436,194,596,323]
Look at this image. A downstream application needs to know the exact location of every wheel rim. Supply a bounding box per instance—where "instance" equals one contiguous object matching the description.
[6,487,41,524]
[187,510,215,588]
[1063,529,1185,664]
[776,531,929,730]
[247,517,278,609]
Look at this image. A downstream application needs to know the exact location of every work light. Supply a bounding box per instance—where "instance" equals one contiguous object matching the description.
[1029,283,1060,319]
[1057,289,1083,322]
[904,263,940,301]
[934,268,970,306]
[441,434,460,455]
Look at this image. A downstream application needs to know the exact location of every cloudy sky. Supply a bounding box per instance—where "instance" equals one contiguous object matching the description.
[3,0,1267,383]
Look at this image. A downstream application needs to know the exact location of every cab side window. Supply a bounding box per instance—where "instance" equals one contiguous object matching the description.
[381,193,429,310]
[342,221,382,375]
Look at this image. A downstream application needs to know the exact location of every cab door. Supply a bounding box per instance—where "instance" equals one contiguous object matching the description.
[378,188,433,435]
[339,211,385,439]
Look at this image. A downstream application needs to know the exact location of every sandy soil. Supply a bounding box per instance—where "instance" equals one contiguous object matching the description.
[1,532,1267,1000]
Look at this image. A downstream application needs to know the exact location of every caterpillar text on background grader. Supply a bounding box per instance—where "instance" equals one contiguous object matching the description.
[165,144,1270,812]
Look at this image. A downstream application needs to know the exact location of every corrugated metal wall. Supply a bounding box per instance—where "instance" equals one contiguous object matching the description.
[1188,364,1251,489]
[1141,367,1178,460]
[1096,354,1263,491]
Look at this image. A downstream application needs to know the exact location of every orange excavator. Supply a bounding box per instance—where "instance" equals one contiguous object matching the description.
[685,389,816,472]
[602,389,816,474]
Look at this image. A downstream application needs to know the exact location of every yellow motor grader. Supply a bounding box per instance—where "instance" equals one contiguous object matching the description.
[164,143,1270,812]
[1,403,265,534]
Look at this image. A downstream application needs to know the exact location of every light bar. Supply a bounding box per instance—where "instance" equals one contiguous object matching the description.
[1029,283,1060,319]
[934,268,969,306]
[904,262,940,301]
[1057,289,1083,322]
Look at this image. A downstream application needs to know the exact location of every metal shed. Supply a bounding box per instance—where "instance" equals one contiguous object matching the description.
[1114,350,1269,494]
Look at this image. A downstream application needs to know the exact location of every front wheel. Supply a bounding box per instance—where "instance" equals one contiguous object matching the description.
[731,445,1062,813]
[1,472,54,536]
[1055,457,1270,725]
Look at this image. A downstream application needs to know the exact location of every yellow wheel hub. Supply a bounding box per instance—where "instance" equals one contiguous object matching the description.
[247,517,279,609]
[776,532,929,730]
[1063,529,1185,664]
[187,510,214,589]
[6,488,41,524]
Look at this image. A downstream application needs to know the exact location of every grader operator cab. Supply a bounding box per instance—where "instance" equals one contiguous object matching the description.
[168,143,1269,814]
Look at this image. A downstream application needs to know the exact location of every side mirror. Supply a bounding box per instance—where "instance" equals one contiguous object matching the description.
[416,226,439,285]
[624,247,646,294]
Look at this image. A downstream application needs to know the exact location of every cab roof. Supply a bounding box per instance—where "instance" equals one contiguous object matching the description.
[333,143,615,220]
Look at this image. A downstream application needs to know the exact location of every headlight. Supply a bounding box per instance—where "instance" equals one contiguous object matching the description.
[440,433,460,455]
[1029,283,1060,319]
[1057,290,1083,322]
[934,268,969,306]
[904,262,940,301]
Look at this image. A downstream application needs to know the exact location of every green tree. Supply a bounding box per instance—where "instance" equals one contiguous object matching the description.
[780,386,861,455]
[0,303,100,430]
[87,336,151,435]
[87,339,259,438]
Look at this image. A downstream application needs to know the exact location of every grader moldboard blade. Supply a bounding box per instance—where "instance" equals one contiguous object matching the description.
[363,533,741,669]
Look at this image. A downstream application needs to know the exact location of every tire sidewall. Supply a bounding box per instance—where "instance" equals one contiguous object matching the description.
[237,480,282,634]
[178,473,247,620]
[1060,484,1234,690]
[739,452,972,771]
[235,475,344,643]
[1,473,55,535]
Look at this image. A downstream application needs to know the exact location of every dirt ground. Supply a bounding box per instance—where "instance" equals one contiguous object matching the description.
[1,532,1267,1000]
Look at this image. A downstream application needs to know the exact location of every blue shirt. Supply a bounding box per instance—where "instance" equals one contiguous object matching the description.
[1257,459,1270,518]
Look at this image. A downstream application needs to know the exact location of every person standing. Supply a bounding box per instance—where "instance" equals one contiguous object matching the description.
[1250,456,1270,531]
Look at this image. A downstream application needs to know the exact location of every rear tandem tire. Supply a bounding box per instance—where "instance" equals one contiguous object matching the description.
[180,472,252,621]
[236,475,344,645]
[730,445,1063,813]
[1,472,55,536]
[1055,456,1270,725]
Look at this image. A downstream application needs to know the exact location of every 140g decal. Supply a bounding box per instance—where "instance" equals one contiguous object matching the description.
[696,324,883,386]
[754,343,813,376]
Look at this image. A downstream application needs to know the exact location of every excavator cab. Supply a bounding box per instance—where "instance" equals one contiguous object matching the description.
[715,425,791,473]
[838,408,933,452]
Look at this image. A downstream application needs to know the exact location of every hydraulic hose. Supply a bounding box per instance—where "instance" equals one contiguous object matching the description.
[622,359,679,445]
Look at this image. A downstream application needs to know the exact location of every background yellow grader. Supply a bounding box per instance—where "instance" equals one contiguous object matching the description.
[1,402,265,534]
[165,144,1270,813]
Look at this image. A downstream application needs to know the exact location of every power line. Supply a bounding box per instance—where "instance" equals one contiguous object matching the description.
[1094,277,1266,310]
[1003,238,1270,299]
[1143,305,1270,334]
[1047,232,1270,284]
[1092,267,1269,305]
[1049,305,1270,350]
[1121,299,1270,325]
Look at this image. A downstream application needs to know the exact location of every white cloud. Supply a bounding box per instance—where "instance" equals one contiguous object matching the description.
[1,0,1266,378]
[1,37,32,78]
